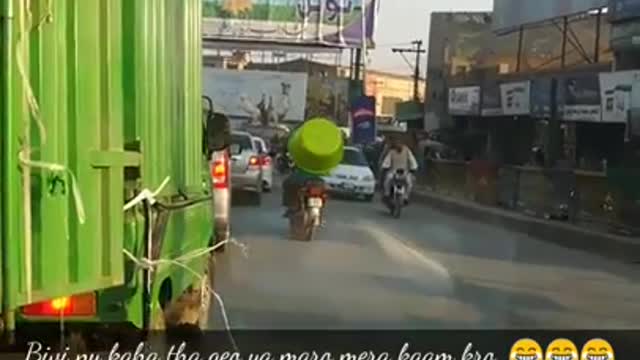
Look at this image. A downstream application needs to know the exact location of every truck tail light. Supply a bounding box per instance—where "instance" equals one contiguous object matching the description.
[211,156,228,190]
[22,293,97,317]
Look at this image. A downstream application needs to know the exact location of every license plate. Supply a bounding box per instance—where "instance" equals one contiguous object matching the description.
[341,182,355,191]
[308,197,323,208]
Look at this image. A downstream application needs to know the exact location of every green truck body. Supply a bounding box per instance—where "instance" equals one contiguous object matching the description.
[1,0,211,331]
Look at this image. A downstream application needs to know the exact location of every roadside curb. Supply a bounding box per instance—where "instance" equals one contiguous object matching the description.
[413,190,640,263]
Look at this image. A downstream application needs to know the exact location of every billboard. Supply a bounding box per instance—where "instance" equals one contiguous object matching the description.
[202,0,378,48]
[600,71,640,123]
[448,86,480,116]
[350,96,376,145]
[481,81,503,117]
[203,68,308,123]
[306,76,350,125]
[559,74,602,122]
[493,0,606,32]
[500,81,531,116]
[610,0,640,22]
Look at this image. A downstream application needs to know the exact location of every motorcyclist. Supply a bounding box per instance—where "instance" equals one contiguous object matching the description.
[380,135,418,205]
[281,118,344,217]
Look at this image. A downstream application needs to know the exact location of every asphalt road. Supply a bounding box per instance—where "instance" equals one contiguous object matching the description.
[211,183,640,330]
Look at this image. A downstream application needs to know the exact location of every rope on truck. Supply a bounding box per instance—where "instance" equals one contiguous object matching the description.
[123,178,248,354]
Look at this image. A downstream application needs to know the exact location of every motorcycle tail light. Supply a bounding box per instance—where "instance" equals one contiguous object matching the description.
[307,187,325,197]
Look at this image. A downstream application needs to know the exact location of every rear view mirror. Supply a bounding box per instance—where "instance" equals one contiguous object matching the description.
[202,95,231,154]
[229,143,241,155]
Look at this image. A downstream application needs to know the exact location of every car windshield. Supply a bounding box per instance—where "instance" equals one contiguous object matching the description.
[232,134,253,151]
[341,149,369,166]
[253,139,266,153]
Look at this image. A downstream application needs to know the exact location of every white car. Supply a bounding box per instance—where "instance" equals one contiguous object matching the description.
[230,131,262,205]
[252,136,273,192]
[323,146,376,201]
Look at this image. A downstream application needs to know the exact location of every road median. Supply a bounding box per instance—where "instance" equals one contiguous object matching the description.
[413,189,640,263]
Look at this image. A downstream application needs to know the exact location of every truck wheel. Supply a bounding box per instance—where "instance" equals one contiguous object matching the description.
[163,255,214,330]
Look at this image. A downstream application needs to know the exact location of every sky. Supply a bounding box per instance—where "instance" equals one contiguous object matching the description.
[369,0,493,75]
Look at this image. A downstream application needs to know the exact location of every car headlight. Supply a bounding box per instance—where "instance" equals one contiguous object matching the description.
[362,175,374,182]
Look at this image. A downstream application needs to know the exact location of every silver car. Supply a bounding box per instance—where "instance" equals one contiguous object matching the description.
[230,131,263,205]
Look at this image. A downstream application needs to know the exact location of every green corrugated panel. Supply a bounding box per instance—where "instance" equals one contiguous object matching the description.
[1,0,126,310]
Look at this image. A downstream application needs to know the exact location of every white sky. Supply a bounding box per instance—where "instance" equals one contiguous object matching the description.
[369,0,493,75]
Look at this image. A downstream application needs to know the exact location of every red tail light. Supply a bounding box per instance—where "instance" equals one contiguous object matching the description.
[22,293,97,317]
[261,156,271,166]
[211,156,228,189]
[307,186,325,197]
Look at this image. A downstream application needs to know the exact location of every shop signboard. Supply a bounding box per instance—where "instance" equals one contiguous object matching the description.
[481,81,503,117]
[600,71,640,123]
[448,86,481,116]
[558,74,602,122]
[530,78,553,118]
[500,81,531,116]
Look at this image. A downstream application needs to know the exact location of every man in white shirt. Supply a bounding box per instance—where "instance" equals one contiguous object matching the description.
[381,136,419,204]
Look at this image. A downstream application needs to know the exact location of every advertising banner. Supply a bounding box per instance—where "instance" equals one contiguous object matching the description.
[600,71,640,123]
[350,96,377,145]
[306,76,350,125]
[203,68,308,123]
[559,74,602,122]
[493,0,606,32]
[500,81,531,116]
[202,0,378,48]
[448,86,481,116]
[530,78,553,118]
[481,81,503,117]
[609,0,640,22]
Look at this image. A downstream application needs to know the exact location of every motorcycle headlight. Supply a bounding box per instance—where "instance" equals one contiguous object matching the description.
[362,175,374,182]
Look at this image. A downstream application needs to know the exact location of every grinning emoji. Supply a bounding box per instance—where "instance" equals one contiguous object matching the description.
[511,339,544,360]
[546,339,578,360]
[581,339,614,360]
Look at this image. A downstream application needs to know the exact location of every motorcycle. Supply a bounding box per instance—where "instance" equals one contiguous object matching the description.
[289,179,327,241]
[385,169,408,218]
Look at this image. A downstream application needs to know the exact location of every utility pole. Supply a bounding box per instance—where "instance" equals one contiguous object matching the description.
[392,40,426,101]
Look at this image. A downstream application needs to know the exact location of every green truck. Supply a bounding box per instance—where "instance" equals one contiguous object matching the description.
[1,0,223,346]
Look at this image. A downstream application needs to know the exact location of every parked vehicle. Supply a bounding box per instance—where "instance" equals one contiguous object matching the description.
[386,169,409,218]
[252,136,273,192]
[323,147,376,201]
[288,179,327,241]
[1,0,216,347]
[203,97,232,252]
[230,131,263,205]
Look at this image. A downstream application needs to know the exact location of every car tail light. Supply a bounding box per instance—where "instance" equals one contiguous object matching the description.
[249,156,259,167]
[261,156,271,166]
[22,293,97,317]
[211,156,228,189]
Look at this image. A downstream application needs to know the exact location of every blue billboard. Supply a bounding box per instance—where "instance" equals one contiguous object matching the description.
[350,96,377,145]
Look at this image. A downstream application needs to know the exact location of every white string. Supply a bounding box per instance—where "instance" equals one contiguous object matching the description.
[18,150,87,224]
[122,237,248,352]
[123,177,172,211]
